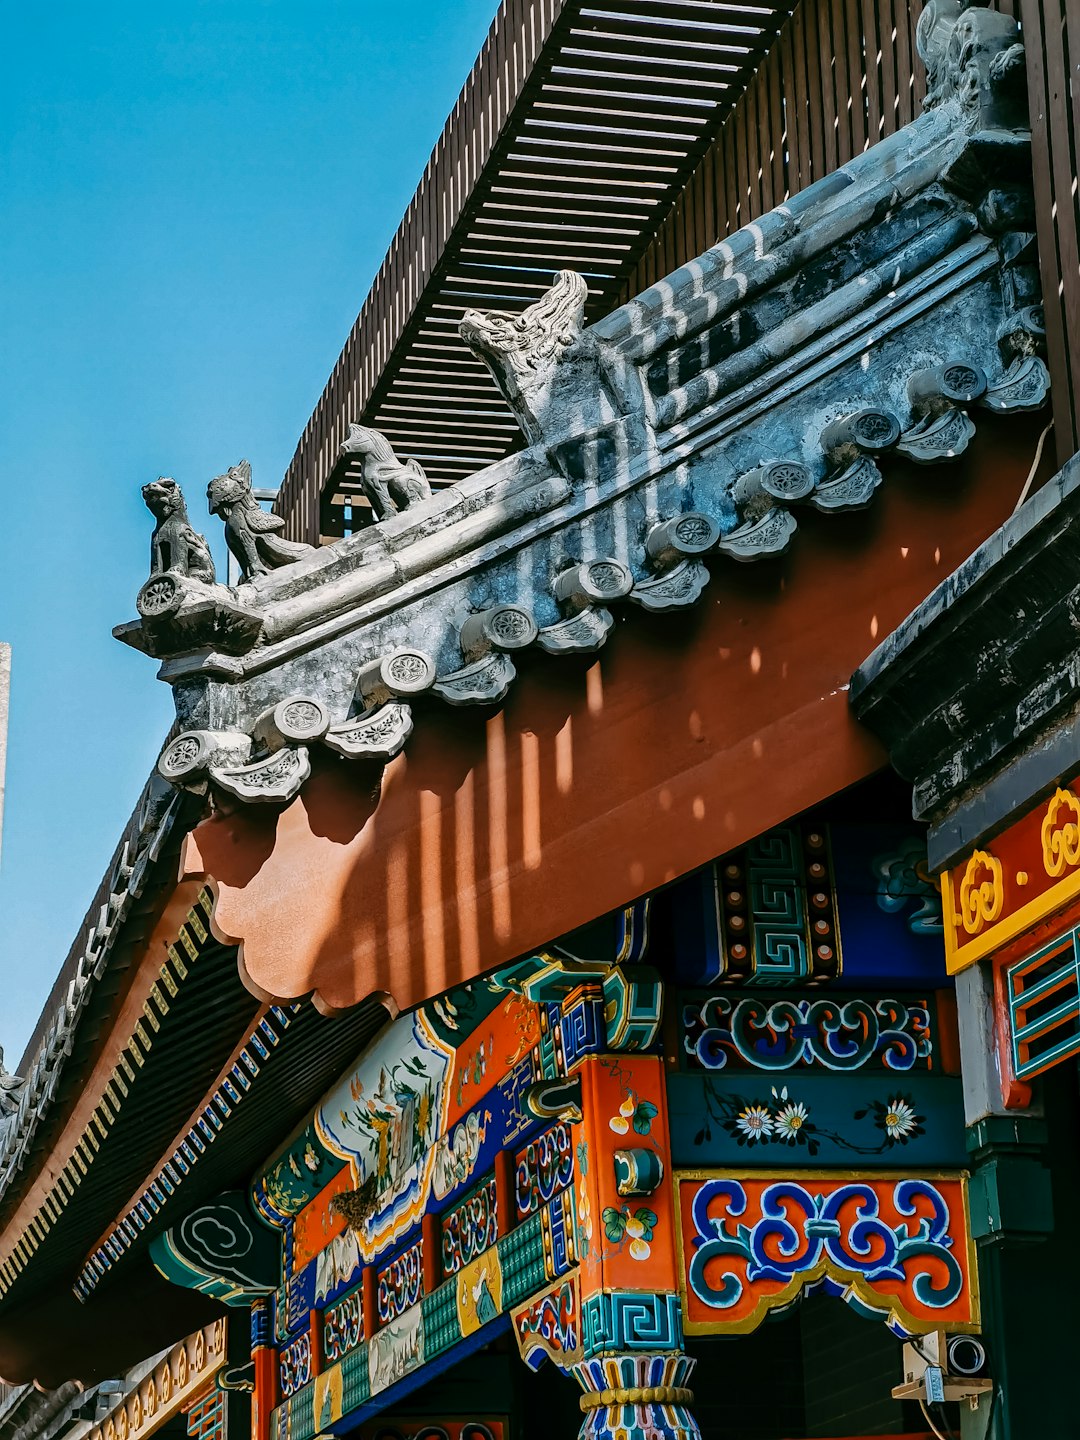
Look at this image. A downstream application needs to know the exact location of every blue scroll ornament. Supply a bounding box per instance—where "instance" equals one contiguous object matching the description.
[686,996,931,1072]
[687,1177,963,1311]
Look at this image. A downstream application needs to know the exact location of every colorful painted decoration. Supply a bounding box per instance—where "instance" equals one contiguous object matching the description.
[1004,924,1080,1080]
[667,1072,965,1167]
[441,1177,499,1276]
[943,778,1080,973]
[515,1122,575,1218]
[150,1191,278,1306]
[369,1306,425,1394]
[524,1077,582,1124]
[315,1226,364,1306]
[432,1110,490,1201]
[676,1170,978,1337]
[613,1148,665,1197]
[323,1286,364,1363]
[580,1290,683,1357]
[377,1239,425,1325]
[601,965,664,1051]
[278,1332,313,1399]
[576,1055,679,1301]
[570,1354,699,1440]
[672,823,947,990]
[512,1273,583,1371]
[456,1248,503,1336]
[681,993,933,1072]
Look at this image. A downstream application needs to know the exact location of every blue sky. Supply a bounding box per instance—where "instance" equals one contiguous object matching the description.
[0,1,497,1064]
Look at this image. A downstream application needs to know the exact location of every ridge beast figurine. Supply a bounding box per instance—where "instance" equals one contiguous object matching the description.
[208,459,313,580]
[141,477,216,584]
[339,424,433,521]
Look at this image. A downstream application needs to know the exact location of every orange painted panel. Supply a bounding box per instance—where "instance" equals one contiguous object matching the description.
[185,424,1041,1015]
[444,990,542,1130]
[293,1169,352,1271]
[676,1170,978,1337]
[578,1055,677,1298]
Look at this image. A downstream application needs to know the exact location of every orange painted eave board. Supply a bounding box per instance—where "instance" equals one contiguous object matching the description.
[187,422,1044,1016]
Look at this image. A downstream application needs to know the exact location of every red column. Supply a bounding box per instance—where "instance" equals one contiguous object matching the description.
[249,1299,276,1440]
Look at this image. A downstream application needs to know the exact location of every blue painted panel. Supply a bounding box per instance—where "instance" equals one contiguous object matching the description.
[666,1070,965,1168]
[669,826,947,989]
[831,824,947,986]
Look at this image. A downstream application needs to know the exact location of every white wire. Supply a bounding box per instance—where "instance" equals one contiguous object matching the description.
[1012,419,1054,514]
[919,1397,952,1440]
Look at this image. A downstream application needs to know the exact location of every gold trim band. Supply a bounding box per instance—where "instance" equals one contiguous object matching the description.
[579,1386,694,1412]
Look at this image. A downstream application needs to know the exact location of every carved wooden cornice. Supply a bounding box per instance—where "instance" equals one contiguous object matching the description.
[86,1324,227,1440]
[851,452,1080,870]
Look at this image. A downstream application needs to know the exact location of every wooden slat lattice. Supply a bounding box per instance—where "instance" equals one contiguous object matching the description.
[621,0,937,296]
[279,0,1073,544]
[1019,0,1080,464]
[277,0,794,541]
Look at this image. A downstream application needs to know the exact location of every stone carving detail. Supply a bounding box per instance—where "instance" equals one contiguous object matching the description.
[918,1,1027,132]
[909,363,987,415]
[136,573,184,620]
[209,746,311,805]
[433,651,517,707]
[433,605,538,708]
[812,413,897,515]
[460,606,538,661]
[537,608,616,655]
[820,410,901,467]
[896,362,985,463]
[358,649,436,708]
[253,696,329,752]
[717,507,798,563]
[0,1050,25,1144]
[809,457,884,513]
[734,462,815,521]
[339,425,433,521]
[536,557,633,653]
[158,730,253,786]
[718,462,815,562]
[461,270,595,445]
[141,478,217,586]
[554,559,633,614]
[323,703,413,761]
[897,408,977,463]
[631,559,710,612]
[207,460,313,580]
[645,513,720,570]
[981,355,1051,413]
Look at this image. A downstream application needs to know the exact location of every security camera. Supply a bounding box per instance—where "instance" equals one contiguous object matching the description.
[891,1330,993,1411]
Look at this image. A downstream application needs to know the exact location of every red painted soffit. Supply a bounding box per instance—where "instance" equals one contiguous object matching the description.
[186,421,1045,1017]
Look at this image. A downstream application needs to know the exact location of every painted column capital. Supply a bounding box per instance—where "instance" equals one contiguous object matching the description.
[570,1353,700,1440]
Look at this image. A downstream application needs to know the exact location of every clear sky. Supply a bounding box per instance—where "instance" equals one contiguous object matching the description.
[0,0,497,1065]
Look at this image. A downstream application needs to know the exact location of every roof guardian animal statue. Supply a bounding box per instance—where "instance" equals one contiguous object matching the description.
[339,425,432,522]
[0,1048,25,1145]
[141,477,216,584]
[208,460,313,581]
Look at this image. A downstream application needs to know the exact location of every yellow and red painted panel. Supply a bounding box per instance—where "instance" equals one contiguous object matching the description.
[675,1170,978,1337]
[943,780,1080,972]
